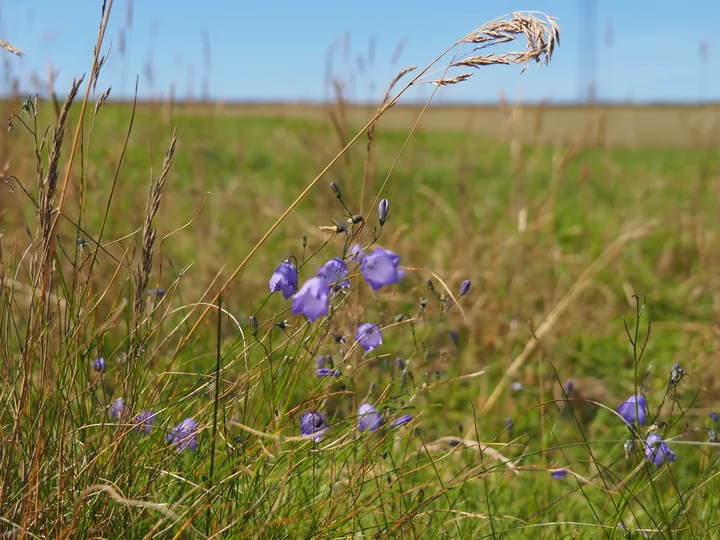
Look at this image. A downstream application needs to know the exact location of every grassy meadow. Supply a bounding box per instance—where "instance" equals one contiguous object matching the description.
[2,13,720,538]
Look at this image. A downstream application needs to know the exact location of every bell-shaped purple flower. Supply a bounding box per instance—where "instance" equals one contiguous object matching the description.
[317,368,341,377]
[292,276,329,322]
[134,410,156,434]
[348,243,365,264]
[644,433,676,469]
[317,258,350,290]
[361,247,403,290]
[300,411,329,442]
[358,403,383,432]
[449,329,459,347]
[459,280,471,296]
[617,394,648,426]
[93,357,106,373]
[167,418,198,452]
[355,323,383,352]
[711,411,718,423]
[551,469,567,479]
[109,398,125,420]
[269,261,298,300]
[390,414,412,427]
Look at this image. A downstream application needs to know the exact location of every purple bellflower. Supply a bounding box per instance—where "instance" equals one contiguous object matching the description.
[361,247,403,290]
[617,394,648,426]
[93,357,106,373]
[292,276,329,322]
[318,258,350,290]
[348,243,365,264]
[355,323,383,352]
[317,368,341,377]
[134,410,156,434]
[358,403,384,432]
[269,261,298,299]
[645,433,676,469]
[167,418,198,452]
[300,411,329,442]
[109,398,125,420]
[390,414,412,427]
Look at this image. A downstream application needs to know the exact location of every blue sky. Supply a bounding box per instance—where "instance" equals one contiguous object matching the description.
[1,0,718,104]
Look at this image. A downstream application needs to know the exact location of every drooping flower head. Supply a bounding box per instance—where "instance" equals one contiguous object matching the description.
[134,410,156,434]
[300,411,329,442]
[361,247,403,290]
[355,323,383,353]
[711,411,718,423]
[317,368,341,377]
[317,258,350,290]
[292,276,329,322]
[167,418,198,452]
[551,469,567,479]
[269,261,298,300]
[358,403,383,432]
[644,433,676,469]
[617,394,648,427]
[93,357,106,373]
[109,398,125,421]
[390,414,412,427]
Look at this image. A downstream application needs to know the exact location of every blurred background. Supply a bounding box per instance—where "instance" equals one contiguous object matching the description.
[3,1,719,105]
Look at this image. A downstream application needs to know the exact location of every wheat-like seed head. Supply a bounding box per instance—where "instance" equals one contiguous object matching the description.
[428,12,560,86]
[0,39,24,57]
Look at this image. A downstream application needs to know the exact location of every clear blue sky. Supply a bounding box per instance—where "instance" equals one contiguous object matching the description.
[1,0,718,104]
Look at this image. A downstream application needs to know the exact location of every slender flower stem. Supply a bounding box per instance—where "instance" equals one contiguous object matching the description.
[207,292,222,534]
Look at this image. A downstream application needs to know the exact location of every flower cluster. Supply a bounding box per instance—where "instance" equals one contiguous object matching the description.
[106,397,197,452]
[615,363,687,469]
[300,403,412,442]
[101,194,475,462]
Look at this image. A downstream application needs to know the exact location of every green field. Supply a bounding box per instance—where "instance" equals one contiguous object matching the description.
[2,91,720,538]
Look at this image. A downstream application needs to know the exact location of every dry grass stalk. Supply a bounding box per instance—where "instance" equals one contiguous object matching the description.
[94,87,112,115]
[32,77,84,284]
[0,39,24,57]
[132,129,178,339]
[431,73,473,87]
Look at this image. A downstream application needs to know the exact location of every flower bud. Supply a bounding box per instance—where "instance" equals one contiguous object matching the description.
[249,315,258,335]
[378,199,389,225]
[459,280,471,297]
[330,182,342,199]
